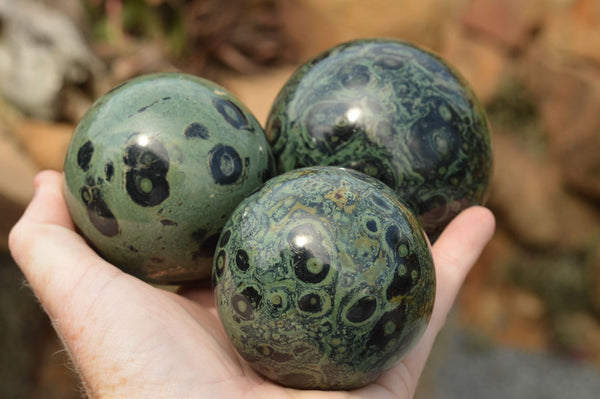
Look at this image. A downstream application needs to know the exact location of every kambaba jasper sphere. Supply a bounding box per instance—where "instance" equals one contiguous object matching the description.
[213,166,435,390]
[63,73,274,283]
[266,38,492,241]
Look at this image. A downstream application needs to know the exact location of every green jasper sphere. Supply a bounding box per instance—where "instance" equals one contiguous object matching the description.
[63,73,274,284]
[213,166,435,390]
[266,38,492,241]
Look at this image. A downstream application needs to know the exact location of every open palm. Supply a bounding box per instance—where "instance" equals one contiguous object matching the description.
[9,171,495,398]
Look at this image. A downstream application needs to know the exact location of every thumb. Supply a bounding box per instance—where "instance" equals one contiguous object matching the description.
[8,170,129,322]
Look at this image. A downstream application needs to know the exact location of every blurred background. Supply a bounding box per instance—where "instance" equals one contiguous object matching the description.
[1,0,600,397]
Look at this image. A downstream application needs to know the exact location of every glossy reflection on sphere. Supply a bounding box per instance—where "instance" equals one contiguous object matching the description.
[213,166,435,390]
[266,38,492,240]
[63,73,274,283]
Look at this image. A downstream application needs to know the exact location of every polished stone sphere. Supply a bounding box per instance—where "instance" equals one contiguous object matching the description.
[266,38,492,240]
[213,166,435,390]
[63,73,274,283]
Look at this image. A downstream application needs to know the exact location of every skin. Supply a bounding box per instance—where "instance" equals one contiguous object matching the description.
[9,170,495,399]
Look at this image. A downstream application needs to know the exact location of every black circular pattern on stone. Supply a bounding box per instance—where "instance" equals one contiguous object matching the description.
[219,229,232,248]
[77,140,94,171]
[79,184,119,237]
[298,293,323,313]
[365,306,407,352]
[386,260,419,301]
[235,249,250,272]
[385,225,402,250]
[366,219,378,233]
[232,286,262,320]
[209,144,243,185]
[184,122,210,139]
[215,249,227,278]
[213,97,251,130]
[346,296,377,323]
[288,224,331,284]
[123,135,170,207]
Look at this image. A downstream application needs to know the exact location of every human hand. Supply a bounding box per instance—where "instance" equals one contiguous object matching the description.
[9,170,495,399]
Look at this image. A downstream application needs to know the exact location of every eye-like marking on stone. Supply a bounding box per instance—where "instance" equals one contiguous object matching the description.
[288,224,331,284]
[346,296,377,323]
[365,306,407,351]
[123,134,170,207]
[232,286,262,320]
[298,292,323,313]
[209,144,243,185]
[235,249,250,271]
[213,97,252,131]
[80,184,119,237]
[215,249,227,278]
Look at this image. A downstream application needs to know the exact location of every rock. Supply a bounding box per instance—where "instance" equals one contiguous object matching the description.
[562,128,600,204]
[488,132,600,250]
[541,0,600,66]
[488,133,562,247]
[283,0,466,61]
[523,47,600,157]
[0,0,104,120]
[459,230,551,351]
[440,23,510,104]
[521,45,600,207]
[461,0,546,52]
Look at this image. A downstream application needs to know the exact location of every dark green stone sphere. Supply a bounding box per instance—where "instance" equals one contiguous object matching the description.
[213,166,435,390]
[266,38,492,240]
[63,73,274,283]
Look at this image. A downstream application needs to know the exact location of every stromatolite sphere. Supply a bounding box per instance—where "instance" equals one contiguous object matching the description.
[63,73,274,283]
[266,38,492,241]
[213,166,435,390]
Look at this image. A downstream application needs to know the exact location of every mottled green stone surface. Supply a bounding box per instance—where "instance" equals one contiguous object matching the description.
[213,166,435,390]
[266,38,492,240]
[63,73,274,283]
